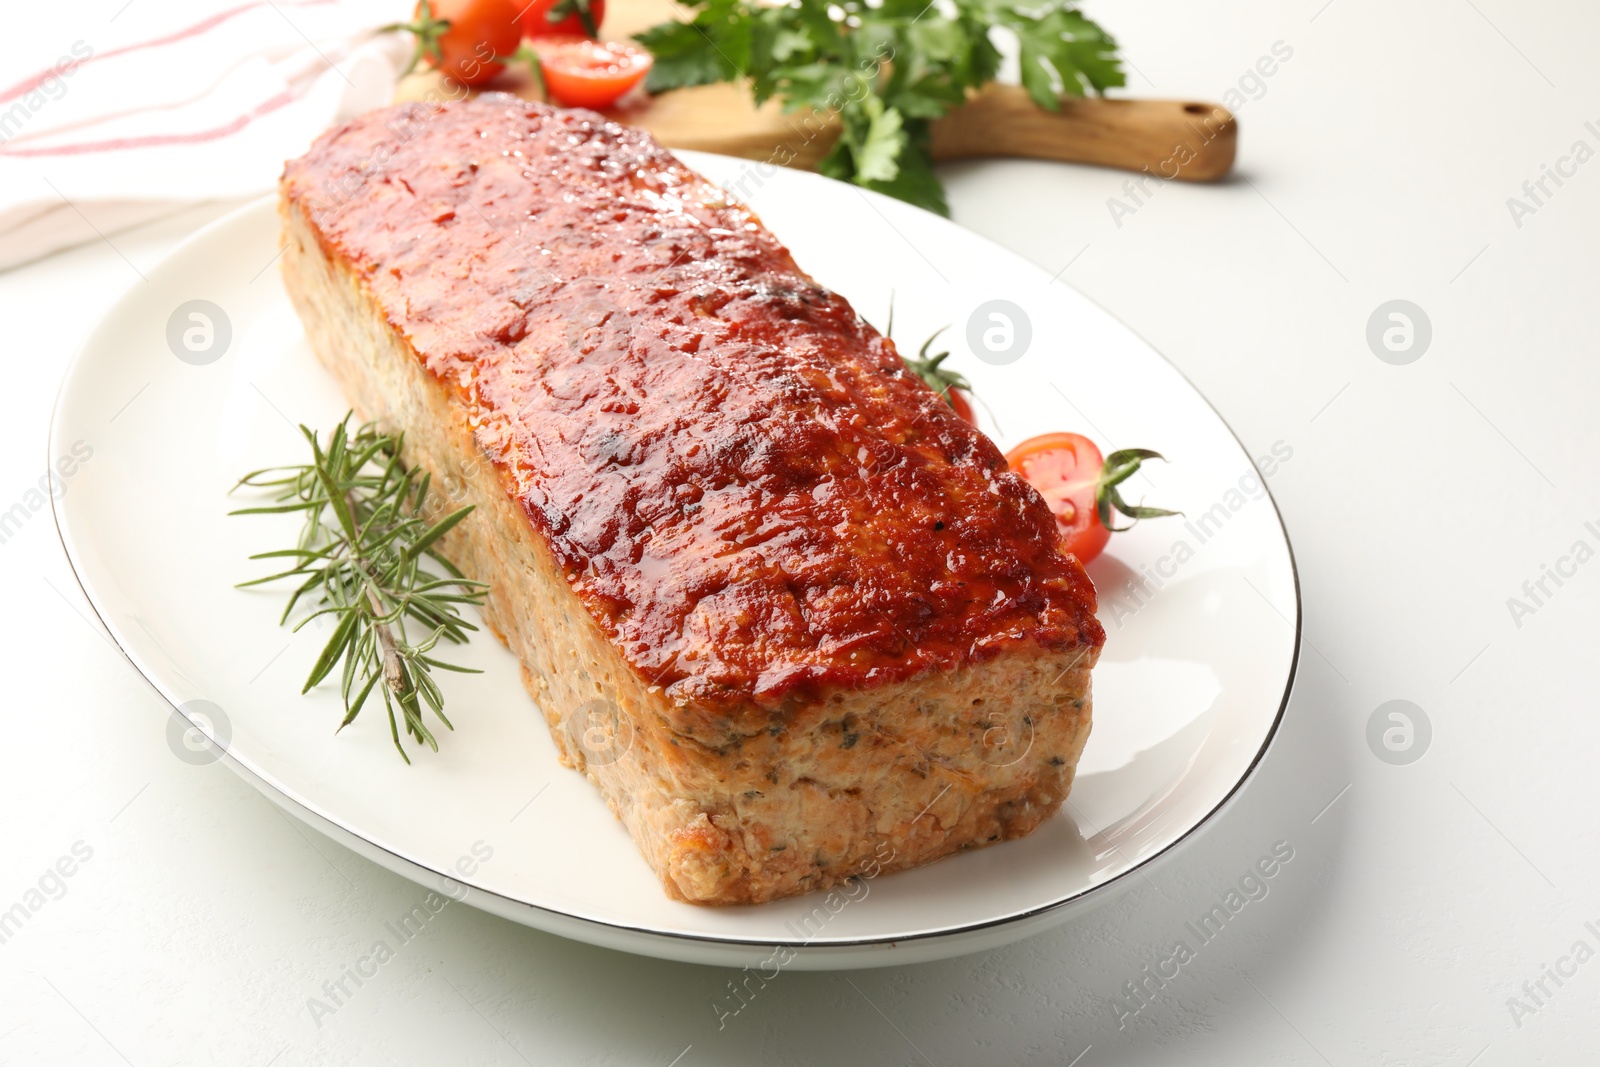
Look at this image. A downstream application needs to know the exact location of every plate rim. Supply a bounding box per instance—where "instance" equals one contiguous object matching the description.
[48,177,1301,959]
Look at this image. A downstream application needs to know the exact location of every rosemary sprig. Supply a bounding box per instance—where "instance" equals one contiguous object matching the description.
[231,415,488,763]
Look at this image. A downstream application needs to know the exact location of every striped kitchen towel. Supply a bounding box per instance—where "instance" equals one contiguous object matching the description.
[0,0,409,270]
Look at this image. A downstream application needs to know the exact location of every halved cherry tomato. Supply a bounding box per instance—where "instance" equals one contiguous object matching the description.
[520,0,606,39]
[1007,433,1178,563]
[1006,433,1110,563]
[391,0,522,87]
[533,37,653,109]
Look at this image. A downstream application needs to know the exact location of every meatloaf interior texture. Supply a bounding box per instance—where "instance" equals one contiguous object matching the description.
[278,95,1105,906]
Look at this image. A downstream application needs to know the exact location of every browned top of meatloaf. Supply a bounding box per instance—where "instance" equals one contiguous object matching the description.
[280,95,1103,713]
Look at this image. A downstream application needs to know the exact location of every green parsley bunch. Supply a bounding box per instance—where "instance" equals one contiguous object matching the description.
[637,0,1124,215]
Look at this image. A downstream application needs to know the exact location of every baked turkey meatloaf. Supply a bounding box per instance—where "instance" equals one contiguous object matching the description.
[279,95,1105,906]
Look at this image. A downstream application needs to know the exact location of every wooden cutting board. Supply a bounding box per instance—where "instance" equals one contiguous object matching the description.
[394,0,1236,182]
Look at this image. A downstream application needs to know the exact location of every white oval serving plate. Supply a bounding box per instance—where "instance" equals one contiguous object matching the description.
[50,152,1298,970]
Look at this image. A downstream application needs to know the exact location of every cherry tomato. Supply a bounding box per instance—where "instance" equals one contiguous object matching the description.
[1006,433,1110,563]
[394,0,523,87]
[520,0,606,39]
[945,388,976,426]
[534,37,653,110]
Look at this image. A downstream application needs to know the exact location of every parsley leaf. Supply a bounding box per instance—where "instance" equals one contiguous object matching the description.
[1003,6,1126,108]
[853,96,905,183]
[635,20,736,92]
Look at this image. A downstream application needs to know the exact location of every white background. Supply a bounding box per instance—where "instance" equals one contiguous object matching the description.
[3,0,1599,1064]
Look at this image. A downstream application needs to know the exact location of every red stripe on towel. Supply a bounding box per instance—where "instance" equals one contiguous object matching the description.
[0,0,338,104]
[0,89,297,157]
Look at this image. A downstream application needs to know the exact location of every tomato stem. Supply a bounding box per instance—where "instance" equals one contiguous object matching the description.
[547,0,602,37]
[379,0,451,79]
[508,43,547,95]
[1095,448,1181,532]
[900,325,972,407]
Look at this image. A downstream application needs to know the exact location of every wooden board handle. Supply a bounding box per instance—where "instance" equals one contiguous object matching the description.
[930,86,1237,182]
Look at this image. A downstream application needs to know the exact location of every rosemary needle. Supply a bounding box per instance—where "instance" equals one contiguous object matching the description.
[231,414,488,763]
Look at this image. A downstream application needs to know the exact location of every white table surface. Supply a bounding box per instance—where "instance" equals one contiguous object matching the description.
[3,1,1598,1063]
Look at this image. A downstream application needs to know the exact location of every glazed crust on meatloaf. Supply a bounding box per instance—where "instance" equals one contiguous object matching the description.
[278,95,1105,905]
